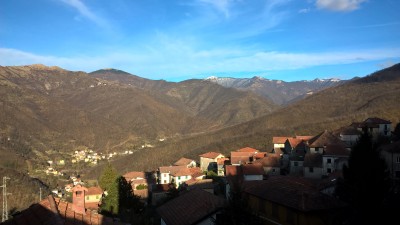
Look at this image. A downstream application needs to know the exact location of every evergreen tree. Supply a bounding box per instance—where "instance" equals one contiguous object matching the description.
[98,163,119,216]
[98,163,118,191]
[100,179,119,216]
[336,132,390,225]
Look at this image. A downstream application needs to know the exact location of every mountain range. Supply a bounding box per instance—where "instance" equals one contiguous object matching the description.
[1,63,400,210]
[205,76,345,105]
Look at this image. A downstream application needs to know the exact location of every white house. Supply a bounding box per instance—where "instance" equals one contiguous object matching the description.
[353,117,392,139]
[158,166,186,184]
[303,153,323,179]
[199,152,224,172]
[322,144,350,176]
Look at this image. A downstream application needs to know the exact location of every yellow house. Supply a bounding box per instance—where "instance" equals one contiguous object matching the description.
[242,177,346,225]
[85,186,103,210]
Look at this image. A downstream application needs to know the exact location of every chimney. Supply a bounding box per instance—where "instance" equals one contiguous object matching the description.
[72,184,88,214]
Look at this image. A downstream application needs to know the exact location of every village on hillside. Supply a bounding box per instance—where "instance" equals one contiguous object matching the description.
[3,117,400,225]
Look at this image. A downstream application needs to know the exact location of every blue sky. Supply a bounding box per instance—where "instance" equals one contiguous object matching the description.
[1,0,399,81]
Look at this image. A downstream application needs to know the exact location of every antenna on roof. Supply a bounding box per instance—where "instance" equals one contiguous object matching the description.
[1,177,11,222]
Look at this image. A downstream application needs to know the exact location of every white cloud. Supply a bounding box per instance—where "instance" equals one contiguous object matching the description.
[60,0,110,28]
[316,0,367,12]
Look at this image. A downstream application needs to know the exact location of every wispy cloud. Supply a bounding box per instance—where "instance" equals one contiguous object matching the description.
[1,45,399,80]
[298,8,311,13]
[198,0,232,18]
[316,0,367,12]
[60,0,110,28]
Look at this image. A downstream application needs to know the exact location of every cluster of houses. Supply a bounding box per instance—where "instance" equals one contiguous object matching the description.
[6,117,398,225]
[71,149,105,164]
[154,117,399,225]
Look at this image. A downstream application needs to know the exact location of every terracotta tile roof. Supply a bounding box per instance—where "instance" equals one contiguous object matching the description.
[272,137,290,144]
[87,186,103,195]
[254,152,267,159]
[242,164,264,176]
[199,152,223,159]
[324,144,350,156]
[308,130,344,148]
[286,138,304,148]
[253,155,280,167]
[159,166,186,174]
[236,147,259,153]
[231,152,256,164]
[242,177,346,212]
[173,157,195,166]
[296,136,314,141]
[380,141,400,153]
[123,171,145,181]
[3,195,128,225]
[156,189,225,225]
[304,153,323,168]
[170,167,192,177]
[188,167,204,179]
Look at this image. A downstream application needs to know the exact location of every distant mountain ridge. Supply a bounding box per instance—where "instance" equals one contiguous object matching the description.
[205,75,346,105]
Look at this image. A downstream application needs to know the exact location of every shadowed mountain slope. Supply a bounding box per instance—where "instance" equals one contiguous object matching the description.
[97,63,400,176]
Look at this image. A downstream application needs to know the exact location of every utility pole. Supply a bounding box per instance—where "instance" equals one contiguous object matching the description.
[1,177,11,222]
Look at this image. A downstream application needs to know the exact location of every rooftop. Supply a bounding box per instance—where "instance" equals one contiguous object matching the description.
[2,195,127,225]
[199,152,223,159]
[242,176,345,212]
[156,189,225,225]
[173,157,195,166]
[253,155,280,167]
[308,130,343,148]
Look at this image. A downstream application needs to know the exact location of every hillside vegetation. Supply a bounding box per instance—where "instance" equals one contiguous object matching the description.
[88,63,400,177]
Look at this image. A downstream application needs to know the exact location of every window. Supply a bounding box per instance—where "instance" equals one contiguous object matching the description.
[86,196,89,200]
[396,156,400,163]
[315,148,319,152]
[272,168,276,173]
[327,158,332,164]
[309,167,314,173]
[294,162,298,166]
[327,168,332,174]
[163,173,166,177]
[96,195,99,199]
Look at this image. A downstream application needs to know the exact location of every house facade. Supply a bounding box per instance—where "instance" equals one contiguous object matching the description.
[254,155,281,176]
[322,144,350,176]
[303,153,323,179]
[199,152,225,172]
[380,141,400,180]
